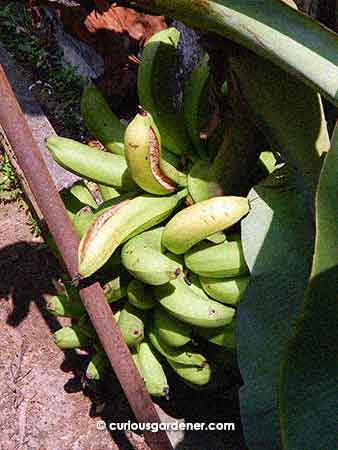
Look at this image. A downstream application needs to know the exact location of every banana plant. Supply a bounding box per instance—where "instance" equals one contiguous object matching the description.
[119,1,338,449]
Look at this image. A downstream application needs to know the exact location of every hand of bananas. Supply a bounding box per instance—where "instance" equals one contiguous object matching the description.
[46,27,282,397]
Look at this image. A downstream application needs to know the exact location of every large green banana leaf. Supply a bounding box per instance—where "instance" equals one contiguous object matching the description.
[279,122,338,450]
[237,171,315,449]
[133,0,338,106]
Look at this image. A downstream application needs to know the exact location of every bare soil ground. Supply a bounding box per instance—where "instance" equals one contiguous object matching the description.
[0,202,125,450]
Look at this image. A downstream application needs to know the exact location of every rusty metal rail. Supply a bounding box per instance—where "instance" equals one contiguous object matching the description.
[0,64,173,450]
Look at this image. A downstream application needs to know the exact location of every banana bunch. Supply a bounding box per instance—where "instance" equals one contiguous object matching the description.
[45,26,284,397]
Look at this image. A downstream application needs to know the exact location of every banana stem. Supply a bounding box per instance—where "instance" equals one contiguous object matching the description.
[129,0,338,106]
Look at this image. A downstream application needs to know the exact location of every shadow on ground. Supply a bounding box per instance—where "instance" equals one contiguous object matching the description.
[0,240,247,449]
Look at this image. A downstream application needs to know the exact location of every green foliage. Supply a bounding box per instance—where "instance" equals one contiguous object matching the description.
[0,149,22,202]
[280,123,338,450]
[237,169,314,449]
[0,1,87,139]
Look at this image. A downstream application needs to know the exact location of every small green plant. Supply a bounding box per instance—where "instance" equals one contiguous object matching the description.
[0,149,22,202]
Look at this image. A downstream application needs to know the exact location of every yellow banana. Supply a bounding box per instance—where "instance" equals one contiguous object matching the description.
[78,190,186,278]
[124,110,177,195]
[162,196,249,254]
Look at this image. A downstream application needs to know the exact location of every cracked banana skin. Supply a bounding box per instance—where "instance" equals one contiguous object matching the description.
[155,274,236,328]
[124,110,177,195]
[78,190,186,278]
[162,196,249,254]
[121,227,183,285]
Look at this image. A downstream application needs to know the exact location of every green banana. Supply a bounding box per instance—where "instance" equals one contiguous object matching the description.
[72,207,95,238]
[117,304,145,347]
[138,27,192,157]
[199,275,250,306]
[80,85,125,155]
[148,323,206,367]
[53,325,91,349]
[46,136,136,191]
[131,346,143,375]
[206,231,226,245]
[138,340,169,397]
[187,125,235,203]
[184,239,249,278]
[98,184,120,202]
[103,272,128,303]
[259,151,279,174]
[127,279,157,310]
[124,110,177,195]
[69,181,98,209]
[162,196,249,254]
[183,53,210,157]
[86,351,109,381]
[187,158,224,203]
[168,359,211,387]
[153,306,192,347]
[196,322,236,351]
[78,191,186,278]
[121,227,183,285]
[114,309,121,322]
[47,292,85,318]
[94,192,139,217]
[155,274,235,328]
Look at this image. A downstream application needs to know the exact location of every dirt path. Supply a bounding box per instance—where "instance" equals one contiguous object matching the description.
[0,202,126,450]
